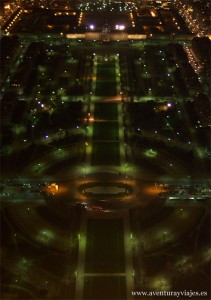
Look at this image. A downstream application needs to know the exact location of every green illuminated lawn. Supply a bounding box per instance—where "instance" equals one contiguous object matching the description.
[95,82,117,96]
[97,67,116,81]
[85,219,125,273]
[93,122,119,140]
[97,62,116,69]
[95,59,117,96]
[83,276,127,300]
[91,142,120,165]
[94,103,118,120]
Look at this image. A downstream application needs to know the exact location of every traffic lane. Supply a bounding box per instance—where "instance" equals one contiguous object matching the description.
[83,197,134,212]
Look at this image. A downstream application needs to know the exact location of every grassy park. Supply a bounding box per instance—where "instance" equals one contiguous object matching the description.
[85,219,125,273]
[96,63,116,81]
[95,82,117,97]
[91,142,120,165]
[94,103,118,120]
[1,4,210,300]
[93,122,119,141]
[83,276,127,300]
[95,59,117,97]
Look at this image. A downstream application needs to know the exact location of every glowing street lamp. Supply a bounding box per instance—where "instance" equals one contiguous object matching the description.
[89,24,95,30]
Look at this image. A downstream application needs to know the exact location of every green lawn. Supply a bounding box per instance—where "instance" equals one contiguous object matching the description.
[83,276,127,300]
[97,62,116,69]
[85,219,125,273]
[91,142,120,165]
[96,67,116,81]
[94,103,118,120]
[95,82,117,97]
[93,122,119,140]
[95,60,117,96]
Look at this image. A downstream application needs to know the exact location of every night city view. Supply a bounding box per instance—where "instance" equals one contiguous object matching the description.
[0,0,210,299]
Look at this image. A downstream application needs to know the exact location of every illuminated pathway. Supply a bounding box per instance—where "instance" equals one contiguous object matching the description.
[76,212,134,300]
[76,54,134,299]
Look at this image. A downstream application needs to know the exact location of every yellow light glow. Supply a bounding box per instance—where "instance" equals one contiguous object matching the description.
[51,183,58,190]
[4,4,10,9]
[143,185,163,197]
